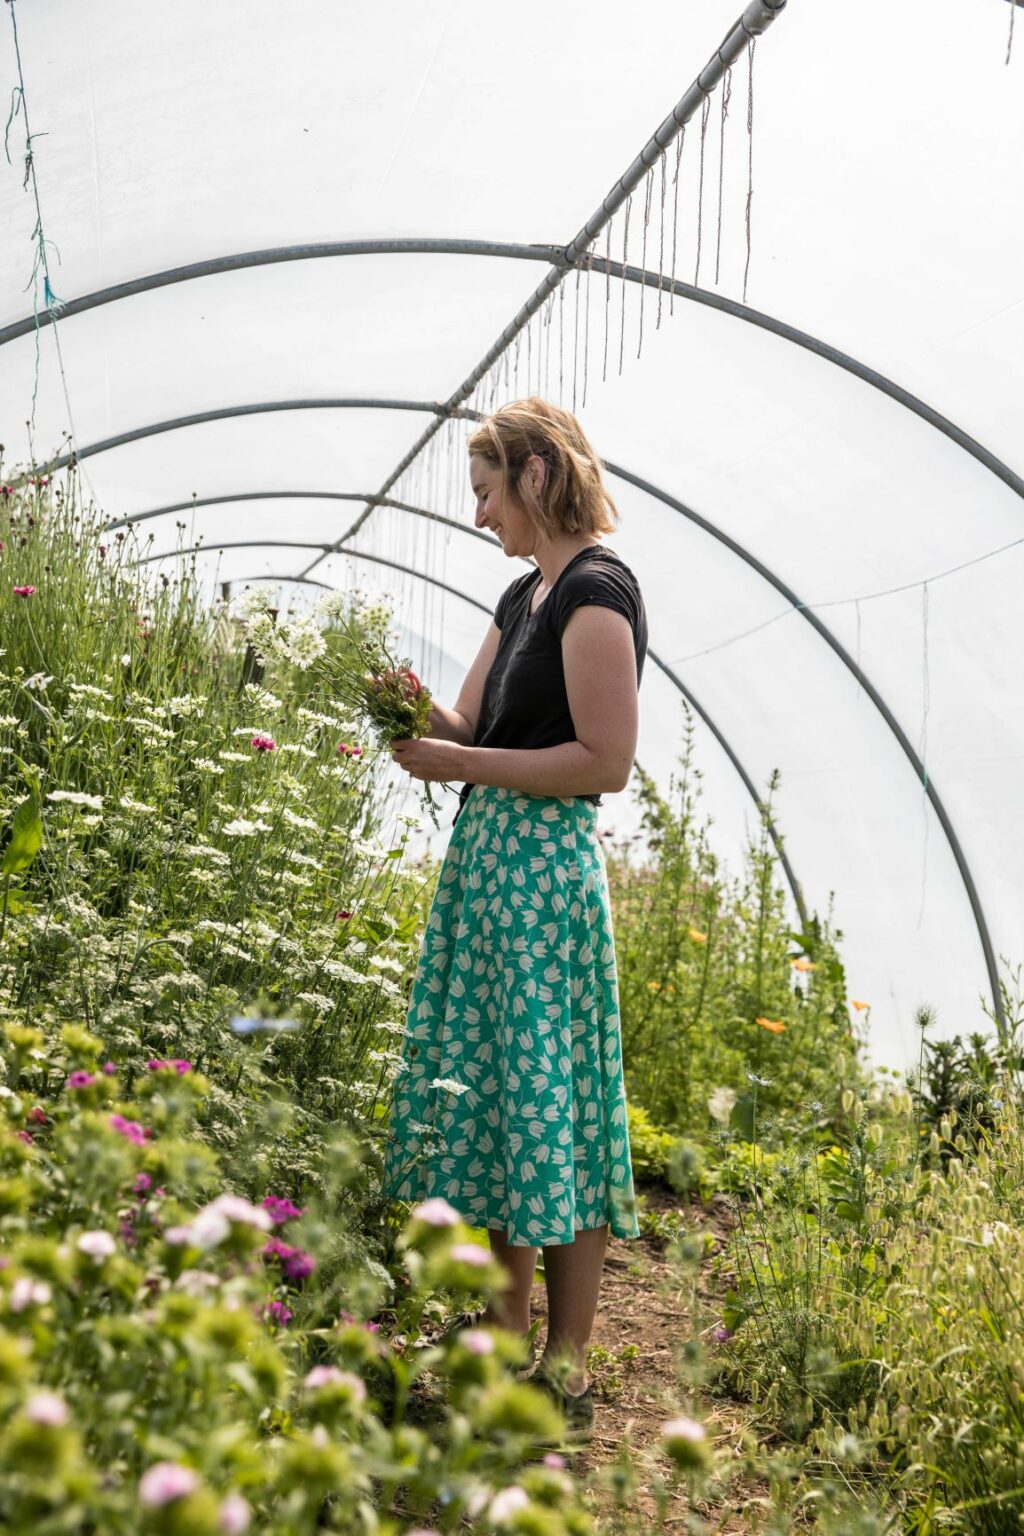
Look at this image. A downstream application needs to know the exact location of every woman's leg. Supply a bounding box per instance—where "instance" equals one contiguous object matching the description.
[484,1228,539,1334]
[538,1223,609,1394]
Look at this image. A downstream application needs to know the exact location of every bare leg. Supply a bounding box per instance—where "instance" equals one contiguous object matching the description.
[538,1223,609,1394]
[483,1227,539,1334]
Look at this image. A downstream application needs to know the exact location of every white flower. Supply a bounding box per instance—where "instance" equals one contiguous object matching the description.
[281,615,326,669]
[183,1210,231,1250]
[0,714,20,727]
[77,1230,116,1261]
[489,1486,530,1523]
[118,795,158,816]
[47,790,104,810]
[459,1328,495,1355]
[22,672,53,692]
[193,758,225,775]
[218,1493,251,1534]
[24,1391,69,1427]
[708,1086,737,1127]
[222,818,271,838]
[217,750,251,765]
[203,1193,274,1231]
[67,682,113,701]
[138,1462,200,1507]
[430,1077,470,1096]
[282,809,320,833]
[235,584,276,619]
[315,590,349,621]
[166,694,206,717]
[8,1276,52,1312]
[120,653,132,666]
[242,683,283,714]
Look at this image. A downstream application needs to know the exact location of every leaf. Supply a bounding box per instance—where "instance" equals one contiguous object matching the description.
[1,790,43,876]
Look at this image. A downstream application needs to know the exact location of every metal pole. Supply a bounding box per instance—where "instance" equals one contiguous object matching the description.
[295,0,789,578]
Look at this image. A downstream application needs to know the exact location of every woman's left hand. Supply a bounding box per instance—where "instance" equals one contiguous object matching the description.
[390,737,465,783]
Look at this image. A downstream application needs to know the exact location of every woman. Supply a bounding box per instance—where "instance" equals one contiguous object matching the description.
[382,396,648,1429]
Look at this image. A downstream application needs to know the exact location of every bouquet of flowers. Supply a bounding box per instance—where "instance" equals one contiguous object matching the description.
[236,586,448,827]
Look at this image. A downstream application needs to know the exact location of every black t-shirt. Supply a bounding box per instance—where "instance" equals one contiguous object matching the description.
[453,544,648,824]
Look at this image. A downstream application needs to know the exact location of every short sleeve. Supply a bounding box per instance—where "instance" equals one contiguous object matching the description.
[492,572,532,631]
[550,559,643,644]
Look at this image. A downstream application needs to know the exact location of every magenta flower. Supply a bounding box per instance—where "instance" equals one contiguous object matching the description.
[12,585,36,597]
[262,1299,292,1327]
[714,1326,734,1344]
[262,1236,316,1282]
[66,1070,96,1090]
[250,733,276,752]
[17,1130,33,1145]
[261,1196,305,1226]
[110,1113,148,1147]
[102,1061,118,1075]
[133,1172,153,1196]
[148,1057,192,1074]
[26,1106,47,1126]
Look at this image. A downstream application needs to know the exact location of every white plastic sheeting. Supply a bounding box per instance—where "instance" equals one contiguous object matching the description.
[1,0,1022,1066]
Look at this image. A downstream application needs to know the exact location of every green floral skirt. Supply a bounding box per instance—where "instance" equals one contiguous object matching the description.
[381,784,640,1247]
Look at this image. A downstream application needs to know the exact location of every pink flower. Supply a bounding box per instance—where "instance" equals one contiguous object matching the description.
[262,1236,315,1281]
[218,1493,251,1533]
[26,1106,47,1126]
[336,910,352,922]
[714,1326,733,1344]
[66,1070,96,1090]
[110,1113,148,1146]
[133,1172,153,1196]
[349,745,363,758]
[24,1391,68,1427]
[250,734,276,752]
[77,1230,116,1262]
[543,1453,567,1470]
[102,1061,118,1075]
[260,1196,305,1226]
[10,1276,51,1312]
[489,1487,529,1522]
[138,1461,200,1507]
[263,1299,292,1327]
[459,1328,494,1356]
[205,1194,273,1231]
[16,1130,33,1145]
[411,1197,461,1228]
[12,585,36,597]
[449,1243,490,1267]
[148,1057,192,1074]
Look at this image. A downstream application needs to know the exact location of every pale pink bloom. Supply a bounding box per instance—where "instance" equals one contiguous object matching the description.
[138,1461,200,1506]
[411,1197,461,1227]
[9,1276,51,1312]
[449,1243,490,1267]
[304,1365,366,1402]
[489,1486,530,1522]
[459,1328,494,1355]
[205,1194,274,1231]
[187,1210,231,1250]
[662,1415,706,1444]
[77,1230,116,1262]
[163,1225,196,1247]
[406,1529,441,1536]
[24,1391,68,1427]
[543,1453,567,1470]
[218,1492,251,1533]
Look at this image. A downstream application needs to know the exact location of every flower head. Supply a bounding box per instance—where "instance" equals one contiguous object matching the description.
[24,1391,68,1427]
[755,1016,786,1034]
[12,585,36,597]
[410,1197,461,1228]
[791,958,815,972]
[138,1461,200,1507]
[66,1070,96,1090]
[850,998,871,1012]
[687,927,708,944]
[261,1196,305,1226]
[459,1328,494,1356]
[77,1230,116,1262]
[662,1414,709,1469]
[218,1493,251,1534]
[250,733,276,752]
[449,1243,490,1267]
[110,1113,148,1146]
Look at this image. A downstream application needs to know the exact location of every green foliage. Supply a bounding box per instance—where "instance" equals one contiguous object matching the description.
[608,709,865,1144]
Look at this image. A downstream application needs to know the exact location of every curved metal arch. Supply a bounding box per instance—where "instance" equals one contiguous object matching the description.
[139,536,809,924]
[122,463,1003,1030]
[8,245,1021,505]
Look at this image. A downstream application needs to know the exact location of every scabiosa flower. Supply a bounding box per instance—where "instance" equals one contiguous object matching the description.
[138,1462,200,1507]
[205,1193,274,1231]
[542,1453,567,1470]
[263,1298,292,1327]
[250,733,276,752]
[77,1230,117,1262]
[303,1364,365,1394]
[411,1197,461,1227]
[12,585,36,597]
[101,1061,119,1075]
[66,1070,97,1090]
[133,1172,153,1196]
[147,1057,192,1074]
[336,909,352,922]
[24,1391,68,1427]
[714,1326,734,1344]
[218,1493,251,1534]
[459,1328,495,1356]
[662,1415,710,1470]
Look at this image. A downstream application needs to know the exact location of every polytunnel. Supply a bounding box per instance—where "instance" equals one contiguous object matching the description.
[1,0,1021,1070]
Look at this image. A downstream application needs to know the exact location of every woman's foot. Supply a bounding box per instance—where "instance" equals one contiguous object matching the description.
[529,1363,595,1436]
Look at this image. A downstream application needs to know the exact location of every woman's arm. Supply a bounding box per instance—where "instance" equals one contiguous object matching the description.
[424,606,638,796]
[423,620,502,746]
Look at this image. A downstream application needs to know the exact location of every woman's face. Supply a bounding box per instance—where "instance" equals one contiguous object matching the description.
[469,453,538,559]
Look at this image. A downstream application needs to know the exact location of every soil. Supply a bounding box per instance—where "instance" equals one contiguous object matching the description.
[528,1184,772,1533]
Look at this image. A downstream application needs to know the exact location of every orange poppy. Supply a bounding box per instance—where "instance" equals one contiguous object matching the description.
[791,958,815,972]
[688,928,708,944]
[755,1016,786,1034]
[850,999,871,1012]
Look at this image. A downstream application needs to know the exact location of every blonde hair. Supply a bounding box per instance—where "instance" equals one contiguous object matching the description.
[467,396,619,539]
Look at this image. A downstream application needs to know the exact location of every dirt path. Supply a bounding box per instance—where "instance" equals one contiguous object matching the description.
[529,1187,770,1532]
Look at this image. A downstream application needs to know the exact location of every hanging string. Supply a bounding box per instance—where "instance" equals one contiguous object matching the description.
[670,129,685,317]
[582,246,593,408]
[656,149,667,329]
[715,66,732,286]
[743,37,757,304]
[543,291,554,398]
[637,168,654,359]
[571,263,581,413]
[694,94,711,286]
[3,0,88,493]
[558,274,565,403]
[1008,0,1016,65]
[602,221,612,382]
[619,194,632,376]
[526,314,533,396]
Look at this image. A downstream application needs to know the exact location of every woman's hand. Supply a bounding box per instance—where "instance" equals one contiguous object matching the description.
[390,736,465,783]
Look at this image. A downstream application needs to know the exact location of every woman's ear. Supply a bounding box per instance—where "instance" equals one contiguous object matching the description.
[528,453,546,498]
